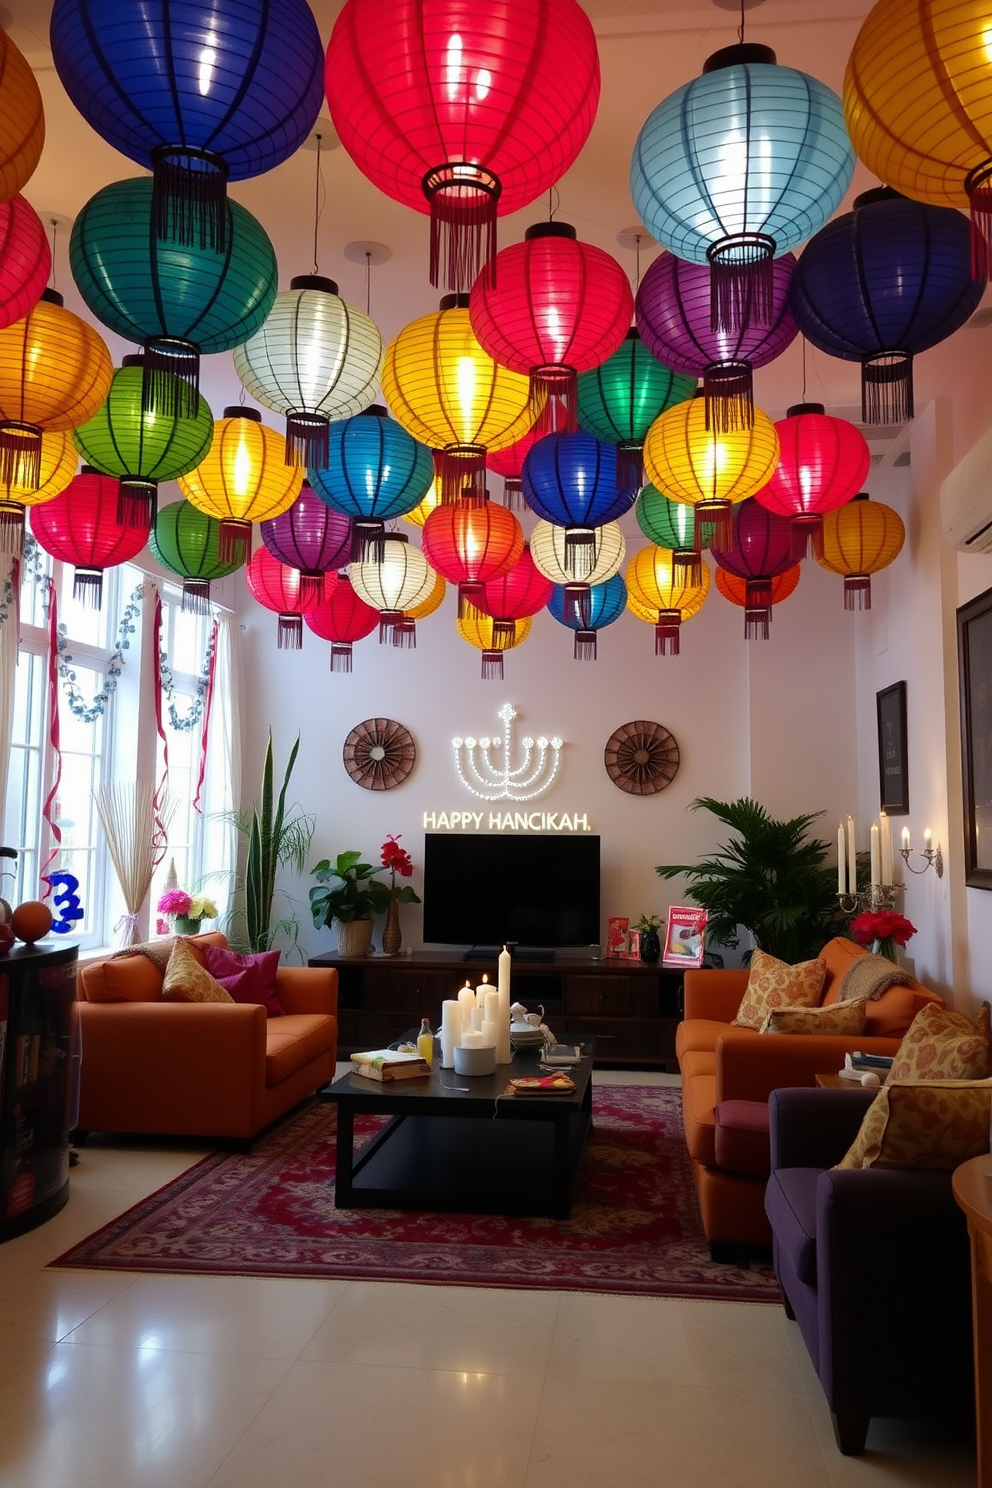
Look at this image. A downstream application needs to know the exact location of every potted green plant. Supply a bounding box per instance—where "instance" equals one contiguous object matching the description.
[655,796,841,964]
[309,850,392,957]
[226,733,315,955]
[633,913,662,964]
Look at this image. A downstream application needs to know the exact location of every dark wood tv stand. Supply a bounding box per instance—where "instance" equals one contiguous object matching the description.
[307,949,684,1069]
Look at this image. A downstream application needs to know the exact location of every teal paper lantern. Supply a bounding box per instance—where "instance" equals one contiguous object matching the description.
[69,176,277,419]
[73,355,214,527]
[576,330,696,490]
[308,406,434,560]
[630,44,854,332]
[548,573,627,660]
[150,499,244,614]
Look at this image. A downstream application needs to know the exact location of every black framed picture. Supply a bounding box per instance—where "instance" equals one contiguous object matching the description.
[957,587,992,890]
[876,682,909,816]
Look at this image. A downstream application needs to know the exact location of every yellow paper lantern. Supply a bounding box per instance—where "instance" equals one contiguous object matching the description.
[0,429,78,555]
[457,608,532,680]
[0,27,45,203]
[392,567,446,646]
[626,544,710,655]
[844,0,992,272]
[178,407,302,562]
[401,475,443,529]
[816,493,905,609]
[0,290,113,490]
[381,297,540,502]
[643,394,780,553]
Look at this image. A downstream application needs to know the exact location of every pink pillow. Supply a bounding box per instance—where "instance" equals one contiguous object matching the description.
[201,945,284,1017]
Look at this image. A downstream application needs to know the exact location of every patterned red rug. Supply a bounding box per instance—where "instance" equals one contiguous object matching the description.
[51,1085,780,1302]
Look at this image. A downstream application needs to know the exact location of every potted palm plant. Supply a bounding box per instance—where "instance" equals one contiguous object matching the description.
[309,851,392,957]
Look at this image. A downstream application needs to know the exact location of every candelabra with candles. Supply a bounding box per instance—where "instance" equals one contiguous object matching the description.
[837,878,901,915]
[837,814,901,914]
[900,828,944,879]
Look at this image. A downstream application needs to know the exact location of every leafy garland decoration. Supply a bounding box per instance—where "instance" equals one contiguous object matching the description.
[159,621,216,733]
[0,562,14,628]
[56,581,145,725]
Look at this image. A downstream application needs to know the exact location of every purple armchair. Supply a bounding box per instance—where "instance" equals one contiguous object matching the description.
[764,1087,974,1455]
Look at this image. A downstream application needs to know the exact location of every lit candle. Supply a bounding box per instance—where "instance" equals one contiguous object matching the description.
[924,827,932,848]
[847,815,857,895]
[902,826,911,852]
[475,972,491,1001]
[440,1000,461,1066]
[837,822,846,894]
[879,810,893,887]
[870,822,880,887]
[461,1029,484,1049]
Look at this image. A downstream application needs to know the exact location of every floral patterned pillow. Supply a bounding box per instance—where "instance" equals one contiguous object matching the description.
[887,1002,991,1084]
[760,1000,866,1035]
[731,949,827,1031]
[162,937,235,1004]
[836,1079,992,1170]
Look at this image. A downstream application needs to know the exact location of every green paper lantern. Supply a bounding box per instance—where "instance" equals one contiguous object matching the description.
[150,499,243,614]
[73,356,214,526]
[576,329,696,489]
[635,483,703,586]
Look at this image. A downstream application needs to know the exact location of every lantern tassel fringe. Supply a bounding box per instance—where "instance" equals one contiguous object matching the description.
[704,363,754,433]
[72,568,104,609]
[142,341,200,420]
[330,643,353,673]
[862,354,913,426]
[481,650,504,681]
[428,190,499,294]
[0,503,26,556]
[181,579,212,616]
[844,575,872,612]
[574,629,597,661]
[0,425,41,491]
[709,249,774,335]
[152,147,228,253]
[117,481,156,530]
[285,413,330,470]
[277,614,303,650]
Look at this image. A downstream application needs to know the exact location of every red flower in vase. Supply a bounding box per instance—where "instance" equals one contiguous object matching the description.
[849,911,917,947]
[379,835,421,905]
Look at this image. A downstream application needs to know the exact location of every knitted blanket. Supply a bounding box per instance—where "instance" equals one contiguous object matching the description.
[839,952,914,1002]
[110,938,174,975]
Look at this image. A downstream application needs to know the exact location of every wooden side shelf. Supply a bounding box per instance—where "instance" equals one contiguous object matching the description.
[307,950,684,1069]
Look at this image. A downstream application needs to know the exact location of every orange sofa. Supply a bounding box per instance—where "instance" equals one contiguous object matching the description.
[676,935,943,1257]
[75,933,338,1141]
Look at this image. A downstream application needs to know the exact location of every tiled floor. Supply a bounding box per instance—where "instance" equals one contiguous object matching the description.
[0,1070,977,1487]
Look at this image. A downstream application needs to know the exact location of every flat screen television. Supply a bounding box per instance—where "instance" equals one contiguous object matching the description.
[422,833,600,953]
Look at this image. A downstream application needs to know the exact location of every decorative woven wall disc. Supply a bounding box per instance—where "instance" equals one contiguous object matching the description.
[604,720,680,795]
[343,717,416,790]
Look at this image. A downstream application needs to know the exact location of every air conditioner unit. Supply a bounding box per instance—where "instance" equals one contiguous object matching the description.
[940,426,992,553]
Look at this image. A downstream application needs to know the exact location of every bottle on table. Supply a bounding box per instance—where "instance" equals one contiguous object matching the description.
[417,1017,434,1067]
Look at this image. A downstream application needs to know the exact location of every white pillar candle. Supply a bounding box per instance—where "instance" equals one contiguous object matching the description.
[461,1029,484,1049]
[870,822,880,887]
[847,815,857,894]
[440,1000,461,1066]
[496,945,512,1064]
[879,811,893,886]
[481,1019,496,1047]
[471,1005,483,1032]
[498,945,511,1001]
[837,822,846,894]
[483,988,499,1027]
[475,973,491,1002]
[458,982,476,1020]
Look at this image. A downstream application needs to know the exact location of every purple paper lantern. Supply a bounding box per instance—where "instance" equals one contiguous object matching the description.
[260,483,352,607]
[714,497,795,639]
[635,251,798,432]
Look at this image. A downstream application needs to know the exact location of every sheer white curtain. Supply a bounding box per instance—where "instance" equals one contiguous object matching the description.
[200,613,242,918]
[0,554,19,832]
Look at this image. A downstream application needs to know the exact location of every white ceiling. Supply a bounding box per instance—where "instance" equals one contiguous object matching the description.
[9,0,978,435]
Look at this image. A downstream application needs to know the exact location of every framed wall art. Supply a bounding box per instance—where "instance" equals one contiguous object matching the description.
[957,587,992,889]
[876,681,909,816]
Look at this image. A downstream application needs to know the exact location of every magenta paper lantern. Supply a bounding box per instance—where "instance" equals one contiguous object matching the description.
[714,497,796,639]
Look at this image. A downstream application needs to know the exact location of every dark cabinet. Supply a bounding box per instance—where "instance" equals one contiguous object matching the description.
[0,942,78,1240]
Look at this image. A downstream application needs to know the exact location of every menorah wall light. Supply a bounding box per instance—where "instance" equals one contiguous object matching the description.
[900,826,944,879]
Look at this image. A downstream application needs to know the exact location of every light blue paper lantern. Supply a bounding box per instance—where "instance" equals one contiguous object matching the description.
[548,573,627,660]
[308,406,434,561]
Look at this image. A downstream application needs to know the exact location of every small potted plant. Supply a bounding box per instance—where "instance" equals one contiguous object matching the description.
[633,913,662,964]
[309,851,392,957]
[157,888,219,936]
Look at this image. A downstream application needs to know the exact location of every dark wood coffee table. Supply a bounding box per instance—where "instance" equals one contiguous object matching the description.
[319,1052,593,1219]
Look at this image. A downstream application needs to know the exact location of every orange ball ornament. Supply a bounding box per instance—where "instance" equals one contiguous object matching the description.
[10,899,53,943]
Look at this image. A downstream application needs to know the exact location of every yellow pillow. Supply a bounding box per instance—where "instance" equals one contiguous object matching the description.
[887,1002,991,1084]
[760,1000,866,1036]
[162,937,234,1005]
[835,1079,992,1170]
[731,949,827,1031]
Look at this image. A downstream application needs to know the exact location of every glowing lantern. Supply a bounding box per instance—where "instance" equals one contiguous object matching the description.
[381,297,538,502]
[324,0,600,289]
[635,483,701,585]
[392,567,447,647]
[0,289,113,490]
[51,0,323,251]
[30,467,150,607]
[150,500,244,614]
[308,406,434,559]
[233,276,383,467]
[529,517,625,587]
[716,564,801,633]
[0,429,77,556]
[401,476,443,529]
[548,573,627,660]
[625,544,710,655]
[0,196,50,331]
[350,532,437,643]
[457,609,532,680]
[642,392,780,551]
[486,427,543,509]
[72,355,214,527]
[630,42,853,331]
[714,498,796,639]
[522,431,637,576]
[817,493,906,609]
[260,485,352,608]
[755,404,870,557]
[576,329,696,489]
[473,545,554,645]
[246,545,334,650]
[468,222,633,430]
[421,498,524,614]
[0,27,44,202]
[178,407,302,562]
[305,575,379,672]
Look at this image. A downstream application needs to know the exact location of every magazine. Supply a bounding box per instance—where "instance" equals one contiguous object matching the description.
[663,906,707,968]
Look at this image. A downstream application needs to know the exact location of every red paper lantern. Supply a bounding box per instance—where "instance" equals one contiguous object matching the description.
[486,425,542,509]
[473,544,554,636]
[246,545,335,650]
[715,563,801,636]
[29,467,150,607]
[755,403,870,557]
[305,574,379,671]
[324,0,600,290]
[421,499,524,613]
[469,223,633,430]
[0,196,49,331]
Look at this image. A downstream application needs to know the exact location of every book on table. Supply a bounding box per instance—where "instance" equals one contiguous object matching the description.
[350,1048,431,1082]
[540,1044,584,1066]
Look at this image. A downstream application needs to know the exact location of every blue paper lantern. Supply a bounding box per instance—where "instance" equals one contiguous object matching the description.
[630,43,854,332]
[50,0,323,251]
[308,406,434,560]
[576,329,696,489]
[790,188,983,425]
[69,176,277,419]
[522,431,636,578]
[548,573,627,660]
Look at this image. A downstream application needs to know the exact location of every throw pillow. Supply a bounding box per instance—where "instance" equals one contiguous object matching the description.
[88,957,163,1003]
[201,945,284,1016]
[887,1002,991,1084]
[835,1079,992,1170]
[759,1000,867,1036]
[162,937,235,1004]
[731,949,827,1031]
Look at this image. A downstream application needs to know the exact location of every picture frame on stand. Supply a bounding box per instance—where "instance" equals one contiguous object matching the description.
[876,681,909,816]
[957,587,992,890]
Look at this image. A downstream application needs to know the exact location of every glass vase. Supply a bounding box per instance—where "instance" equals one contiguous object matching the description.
[381,897,402,956]
[174,916,202,936]
[871,936,897,962]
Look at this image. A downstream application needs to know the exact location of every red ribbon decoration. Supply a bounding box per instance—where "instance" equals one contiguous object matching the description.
[151,589,170,863]
[192,619,218,816]
[40,578,63,893]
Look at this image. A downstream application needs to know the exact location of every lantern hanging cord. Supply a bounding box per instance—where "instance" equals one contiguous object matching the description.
[48,219,58,291]
[365,251,372,316]
[548,186,560,222]
[802,336,808,401]
[634,233,642,296]
[312,133,325,276]
[738,0,745,44]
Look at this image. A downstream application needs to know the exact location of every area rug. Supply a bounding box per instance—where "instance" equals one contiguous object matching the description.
[50,1086,780,1302]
